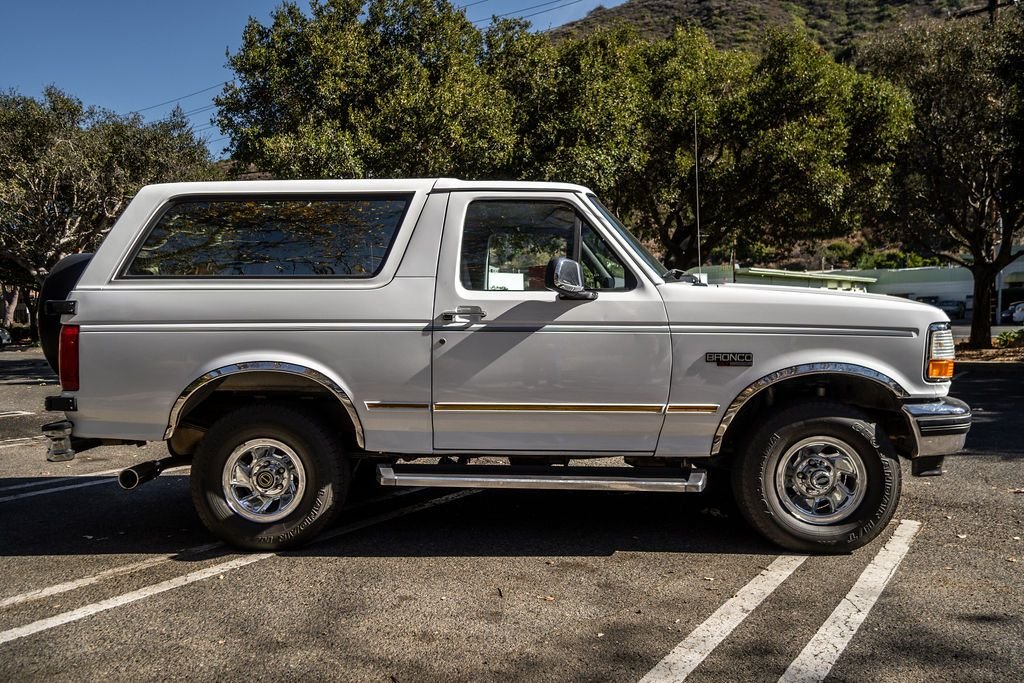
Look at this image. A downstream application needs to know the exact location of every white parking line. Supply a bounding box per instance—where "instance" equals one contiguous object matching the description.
[0,479,114,503]
[778,520,922,683]
[0,436,46,449]
[0,543,221,609]
[0,466,131,493]
[0,466,189,499]
[640,555,808,682]
[0,410,34,418]
[0,487,424,610]
[0,489,477,646]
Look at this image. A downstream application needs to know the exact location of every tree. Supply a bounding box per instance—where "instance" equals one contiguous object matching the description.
[483,22,653,202]
[215,3,911,271]
[616,27,911,268]
[0,87,216,288]
[216,0,516,179]
[858,14,1024,346]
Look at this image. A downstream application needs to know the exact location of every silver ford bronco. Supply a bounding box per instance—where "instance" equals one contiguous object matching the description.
[38,179,971,552]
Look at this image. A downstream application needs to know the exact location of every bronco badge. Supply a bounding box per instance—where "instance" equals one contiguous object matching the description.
[706,352,753,367]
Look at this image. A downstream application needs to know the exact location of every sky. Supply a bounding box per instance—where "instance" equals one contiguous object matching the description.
[0,0,623,158]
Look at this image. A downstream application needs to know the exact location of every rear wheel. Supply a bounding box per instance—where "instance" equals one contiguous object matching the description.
[732,402,901,553]
[190,403,349,550]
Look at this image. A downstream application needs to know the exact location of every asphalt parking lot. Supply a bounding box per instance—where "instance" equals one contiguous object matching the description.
[0,347,1021,682]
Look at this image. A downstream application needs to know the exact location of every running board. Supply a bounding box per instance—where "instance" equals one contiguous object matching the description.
[376,464,706,493]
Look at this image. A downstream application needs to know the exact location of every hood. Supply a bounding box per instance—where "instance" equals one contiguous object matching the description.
[657,281,947,334]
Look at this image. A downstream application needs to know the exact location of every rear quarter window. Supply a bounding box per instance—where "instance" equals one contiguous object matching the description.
[124,194,412,278]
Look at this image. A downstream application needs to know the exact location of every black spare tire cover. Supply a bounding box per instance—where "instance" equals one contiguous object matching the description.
[38,253,93,373]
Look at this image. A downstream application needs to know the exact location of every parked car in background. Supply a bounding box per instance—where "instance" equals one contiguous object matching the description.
[1014,305,1024,324]
[0,326,11,350]
[937,300,966,320]
[1001,302,1024,324]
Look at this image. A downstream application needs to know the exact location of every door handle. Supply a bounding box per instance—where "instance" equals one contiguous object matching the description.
[441,305,487,322]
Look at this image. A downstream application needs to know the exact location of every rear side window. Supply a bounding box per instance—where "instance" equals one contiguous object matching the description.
[124,195,411,278]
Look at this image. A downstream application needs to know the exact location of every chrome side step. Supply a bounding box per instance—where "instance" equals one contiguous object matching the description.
[376,464,706,493]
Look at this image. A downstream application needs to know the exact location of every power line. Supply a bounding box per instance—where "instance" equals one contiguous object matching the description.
[517,0,588,21]
[471,0,586,25]
[133,82,228,114]
[182,102,218,117]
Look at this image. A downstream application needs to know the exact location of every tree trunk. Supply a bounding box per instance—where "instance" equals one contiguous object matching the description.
[968,266,996,348]
[2,287,19,328]
[25,289,39,342]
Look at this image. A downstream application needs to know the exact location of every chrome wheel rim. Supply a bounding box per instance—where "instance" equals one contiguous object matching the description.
[222,439,306,523]
[774,436,866,525]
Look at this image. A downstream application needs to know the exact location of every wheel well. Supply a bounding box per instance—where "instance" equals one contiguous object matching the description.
[168,371,360,457]
[717,374,914,459]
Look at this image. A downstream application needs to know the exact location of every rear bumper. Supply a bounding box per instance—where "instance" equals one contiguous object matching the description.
[901,396,971,459]
[41,419,142,462]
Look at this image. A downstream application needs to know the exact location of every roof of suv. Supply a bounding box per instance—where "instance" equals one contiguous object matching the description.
[138,178,592,197]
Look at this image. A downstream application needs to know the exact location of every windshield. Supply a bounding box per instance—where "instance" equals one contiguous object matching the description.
[586,194,668,278]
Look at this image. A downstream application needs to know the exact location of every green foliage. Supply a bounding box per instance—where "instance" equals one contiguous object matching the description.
[615,27,911,266]
[217,2,911,269]
[996,329,1024,349]
[857,14,1024,346]
[856,248,939,269]
[554,0,960,53]
[217,0,516,178]
[0,87,217,284]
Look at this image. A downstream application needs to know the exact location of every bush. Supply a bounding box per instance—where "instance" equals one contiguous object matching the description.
[995,329,1024,349]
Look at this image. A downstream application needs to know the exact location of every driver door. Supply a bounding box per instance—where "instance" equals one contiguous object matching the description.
[430,191,671,453]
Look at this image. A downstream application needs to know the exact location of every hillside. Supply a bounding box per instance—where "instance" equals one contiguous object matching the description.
[553,0,962,52]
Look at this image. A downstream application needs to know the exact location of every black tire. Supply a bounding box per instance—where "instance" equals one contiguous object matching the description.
[731,402,901,553]
[38,253,93,373]
[190,403,349,550]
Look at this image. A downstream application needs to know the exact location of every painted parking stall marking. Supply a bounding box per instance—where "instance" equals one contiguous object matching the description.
[0,436,46,450]
[0,410,34,418]
[640,554,808,682]
[0,485,424,610]
[640,520,922,682]
[0,465,190,502]
[779,519,922,683]
[0,543,222,609]
[0,479,114,503]
[0,466,134,493]
[0,489,476,646]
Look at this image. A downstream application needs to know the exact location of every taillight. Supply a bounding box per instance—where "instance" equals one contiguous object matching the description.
[925,322,955,382]
[59,324,80,391]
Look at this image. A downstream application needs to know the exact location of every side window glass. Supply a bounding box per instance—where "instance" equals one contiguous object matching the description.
[580,223,634,290]
[125,195,410,278]
[460,201,573,291]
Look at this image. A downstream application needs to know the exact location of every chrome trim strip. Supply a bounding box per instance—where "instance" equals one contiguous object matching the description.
[377,465,707,493]
[364,401,430,411]
[435,324,670,334]
[670,324,916,338]
[83,322,428,333]
[164,361,365,449]
[666,404,720,414]
[432,402,665,413]
[710,363,910,455]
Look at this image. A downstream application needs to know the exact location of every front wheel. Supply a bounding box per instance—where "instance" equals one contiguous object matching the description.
[190,403,349,550]
[732,402,901,553]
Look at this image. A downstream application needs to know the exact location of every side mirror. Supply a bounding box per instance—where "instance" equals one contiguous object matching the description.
[544,257,597,300]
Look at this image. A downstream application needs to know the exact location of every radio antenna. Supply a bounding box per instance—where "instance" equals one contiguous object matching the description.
[693,112,704,283]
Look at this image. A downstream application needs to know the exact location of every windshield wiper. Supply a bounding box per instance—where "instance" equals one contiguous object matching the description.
[664,268,707,286]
